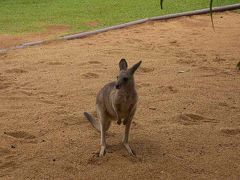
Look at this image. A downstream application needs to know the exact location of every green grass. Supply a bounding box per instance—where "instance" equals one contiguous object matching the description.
[0,0,239,34]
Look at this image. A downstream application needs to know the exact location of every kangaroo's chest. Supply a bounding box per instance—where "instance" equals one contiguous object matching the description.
[115,94,137,118]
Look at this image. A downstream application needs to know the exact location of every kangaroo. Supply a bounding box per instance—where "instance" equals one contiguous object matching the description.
[84,58,142,157]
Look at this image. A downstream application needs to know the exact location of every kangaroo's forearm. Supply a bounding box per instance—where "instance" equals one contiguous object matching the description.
[123,105,136,125]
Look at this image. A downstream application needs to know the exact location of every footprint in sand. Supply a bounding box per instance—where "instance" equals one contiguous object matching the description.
[87,153,106,165]
[176,113,219,125]
[0,75,12,90]
[169,40,179,46]
[0,147,10,157]
[5,68,28,74]
[137,67,154,73]
[198,66,232,76]
[213,56,226,63]
[199,66,216,71]
[61,115,84,126]
[0,112,6,117]
[88,61,102,65]
[78,61,102,67]
[40,99,55,104]
[48,62,64,65]
[220,128,240,136]
[177,58,195,65]
[0,75,5,81]
[0,147,17,172]
[158,86,178,94]
[137,83,151,89]
[0,82,12,90]
[20,90,33,96]
[0,161,16,170]
[82,73,99,79]
[4,131,36,139]
[167,86,178,93]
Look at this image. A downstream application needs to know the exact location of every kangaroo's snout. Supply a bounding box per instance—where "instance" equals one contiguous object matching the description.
[115,76,126,89]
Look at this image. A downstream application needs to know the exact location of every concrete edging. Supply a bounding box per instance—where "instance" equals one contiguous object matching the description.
[61,3,240,40]
[0,3,240,53]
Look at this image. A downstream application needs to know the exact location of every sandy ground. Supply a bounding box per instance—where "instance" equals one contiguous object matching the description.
[0,12,240,179]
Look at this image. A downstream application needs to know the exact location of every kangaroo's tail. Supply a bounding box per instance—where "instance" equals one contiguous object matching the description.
[83,112,100,132]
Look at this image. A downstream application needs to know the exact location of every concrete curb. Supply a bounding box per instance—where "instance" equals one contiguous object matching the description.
[0,3,239,53]
[61,3,240,40]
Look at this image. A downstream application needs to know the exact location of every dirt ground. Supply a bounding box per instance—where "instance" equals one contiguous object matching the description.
[0,12,240,179]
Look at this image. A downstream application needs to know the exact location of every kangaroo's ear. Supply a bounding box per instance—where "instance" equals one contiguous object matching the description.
[129,61,142,74]
[119,58,128,70]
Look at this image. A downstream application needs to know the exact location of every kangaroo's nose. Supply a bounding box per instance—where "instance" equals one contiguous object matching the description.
[115,84,120,89]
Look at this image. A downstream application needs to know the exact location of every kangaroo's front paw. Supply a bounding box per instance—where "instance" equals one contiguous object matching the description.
[117,119,121,125]
[99,146,106,157]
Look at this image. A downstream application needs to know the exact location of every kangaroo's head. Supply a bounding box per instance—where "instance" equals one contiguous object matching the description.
[115,58,142,89]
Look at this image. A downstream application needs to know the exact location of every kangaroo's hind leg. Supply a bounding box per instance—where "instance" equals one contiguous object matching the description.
[97,105,111,157]
[123,108,136,156]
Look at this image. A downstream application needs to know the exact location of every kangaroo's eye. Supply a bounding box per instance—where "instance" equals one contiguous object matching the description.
[123,77,128,82]
[117,76,119,79]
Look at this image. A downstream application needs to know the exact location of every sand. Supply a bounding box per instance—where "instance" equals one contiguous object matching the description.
[0,12,240,179]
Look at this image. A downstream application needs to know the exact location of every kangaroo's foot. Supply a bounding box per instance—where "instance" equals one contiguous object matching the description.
[123,119,128,125]
[99,145,106,157]
[123,143,136,156]
[117,119,122,125]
